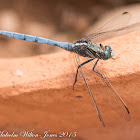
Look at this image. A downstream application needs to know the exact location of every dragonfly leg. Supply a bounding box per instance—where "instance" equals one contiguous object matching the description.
[93,59,106,79]
[73,58,94,90]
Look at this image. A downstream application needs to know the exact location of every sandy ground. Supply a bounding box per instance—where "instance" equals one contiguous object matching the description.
[0,28,140,139]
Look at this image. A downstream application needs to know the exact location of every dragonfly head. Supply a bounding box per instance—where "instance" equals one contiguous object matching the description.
[103,45,114,60]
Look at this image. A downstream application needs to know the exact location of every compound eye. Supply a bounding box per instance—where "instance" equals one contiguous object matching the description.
[103,51,110,60]
[105,45,111,51]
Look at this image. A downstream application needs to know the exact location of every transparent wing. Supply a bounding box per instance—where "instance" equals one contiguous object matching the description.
[80,12,130,40]
[73,48,130,123]
[79,12,140,43]
[73,53,105,126]
[89,59,131,121]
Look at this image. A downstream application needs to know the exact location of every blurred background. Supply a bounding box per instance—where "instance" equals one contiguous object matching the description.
[0,0,139,58]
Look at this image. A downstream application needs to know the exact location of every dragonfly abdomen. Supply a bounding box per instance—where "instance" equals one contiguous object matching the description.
[0,30,74,51]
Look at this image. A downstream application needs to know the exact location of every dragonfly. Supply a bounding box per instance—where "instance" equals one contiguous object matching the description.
[0,11,140,126]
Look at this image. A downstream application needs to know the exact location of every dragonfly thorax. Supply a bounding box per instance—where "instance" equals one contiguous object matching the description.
[71,40,89,57]
[87,41,114,60]
[71,40,114,60]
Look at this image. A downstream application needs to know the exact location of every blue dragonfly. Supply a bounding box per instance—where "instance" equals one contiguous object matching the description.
[0,11,140,126]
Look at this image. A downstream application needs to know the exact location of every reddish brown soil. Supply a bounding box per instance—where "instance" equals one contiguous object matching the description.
[0,31,140,140]
[0,71,140,140]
